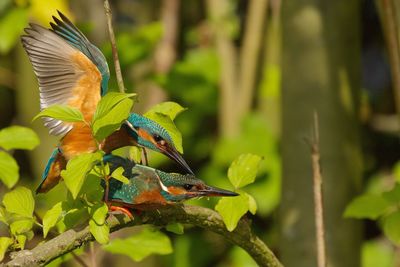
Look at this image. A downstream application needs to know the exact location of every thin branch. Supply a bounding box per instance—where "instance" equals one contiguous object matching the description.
[5,205,282,267]
[103,0,125,93]
[310,112,326,267]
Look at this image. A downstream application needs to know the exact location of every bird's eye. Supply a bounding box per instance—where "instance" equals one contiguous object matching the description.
[183,184,194,190]
[153,134,165,145]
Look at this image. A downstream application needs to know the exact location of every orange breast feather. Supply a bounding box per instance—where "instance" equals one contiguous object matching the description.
[60,52,101,159]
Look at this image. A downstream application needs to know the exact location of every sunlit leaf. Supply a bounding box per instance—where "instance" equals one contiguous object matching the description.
[145,102,186,120]
[89,219,109,244]
[383,211,400,245]
[10,219,33,235]
[246,193,257,215]
[0,126,39,151]
[166,223,184,235]
[111,167,129,184]
[33,105,84,123]
[2,187,34,217]
[228,154,262,189]
[344,194,391,220]
[0,8,28,54]
[61,152,102,199]
[215,194,249,232]
[362,240,395,267]
[144,112,183,153]
[15,234,27,249]
[93,98,133,141]
[92,92,136,122]
[0,237,12,262]
[104,228,172,261]
[90,203,108,225]
[0,151,19,188]
[43,202,63,238]
[129,146,142,164]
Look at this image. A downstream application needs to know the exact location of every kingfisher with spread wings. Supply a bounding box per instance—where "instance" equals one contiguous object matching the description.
[21,11,193,193]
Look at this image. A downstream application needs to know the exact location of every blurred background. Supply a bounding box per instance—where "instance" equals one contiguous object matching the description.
[0,0,399,266]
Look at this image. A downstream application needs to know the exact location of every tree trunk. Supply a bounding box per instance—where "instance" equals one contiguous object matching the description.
[280,1,363,267]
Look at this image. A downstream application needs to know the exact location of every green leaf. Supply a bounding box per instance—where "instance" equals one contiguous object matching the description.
[57,207,89,233]
[144,112,183,153]
[145,102,186,120]
[166,223,184,235]
[344,194,391,219]
[383,211,400,245]
[362,240,395,267]
[90,203,108,225]
[0,126,39,151]
[111,167,129,184]
[383,184,400,204]
[92,92,136,122]
[0,8,28,54]
[104,228,172,261]
[228,154,262,189]
[246,193,257,215]
[89,219,109,244]
[129,146,142,164]
[61,152,102,199]
[394,162,400,183]
[42,202,63,238]
[80,173,103,203]
[0,237,12,262]
[215,194,249,232]
[10,219,33,235]
[15,234,27,249]
[0,207,10,225]
[3,187,34,217]
[33,105,84,122]
[0,151,19,188]
[92,98,133,141]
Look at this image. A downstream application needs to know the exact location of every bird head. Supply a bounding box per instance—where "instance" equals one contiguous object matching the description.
[124,113,193,174]
[155,169,238,202]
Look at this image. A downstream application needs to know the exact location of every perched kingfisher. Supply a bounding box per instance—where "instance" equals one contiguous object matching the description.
[21,11,193,193]
[104,156,237,213]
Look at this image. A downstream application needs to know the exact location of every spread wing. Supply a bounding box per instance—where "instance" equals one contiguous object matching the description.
[21,24,102,136]
[50,11,110,96]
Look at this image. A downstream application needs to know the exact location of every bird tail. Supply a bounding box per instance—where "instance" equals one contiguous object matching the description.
[36,147,67,194]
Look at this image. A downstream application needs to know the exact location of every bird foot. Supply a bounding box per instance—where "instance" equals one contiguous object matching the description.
[109,206,134,220]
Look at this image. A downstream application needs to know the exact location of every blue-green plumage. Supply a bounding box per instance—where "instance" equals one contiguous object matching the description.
[105,156,237,205]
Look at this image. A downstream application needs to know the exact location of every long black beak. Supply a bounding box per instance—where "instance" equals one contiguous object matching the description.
[162,146,194,175]
[197,185,238,197]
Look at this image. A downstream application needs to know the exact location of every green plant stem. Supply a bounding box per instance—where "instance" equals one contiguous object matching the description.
[5,205,282,267]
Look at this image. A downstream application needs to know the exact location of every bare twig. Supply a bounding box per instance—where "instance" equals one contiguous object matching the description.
[5,205,282,267]
[103,0,125,93]
[310,112,326,267]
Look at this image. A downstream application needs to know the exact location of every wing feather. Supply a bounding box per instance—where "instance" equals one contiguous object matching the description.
[21,23,101,136]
